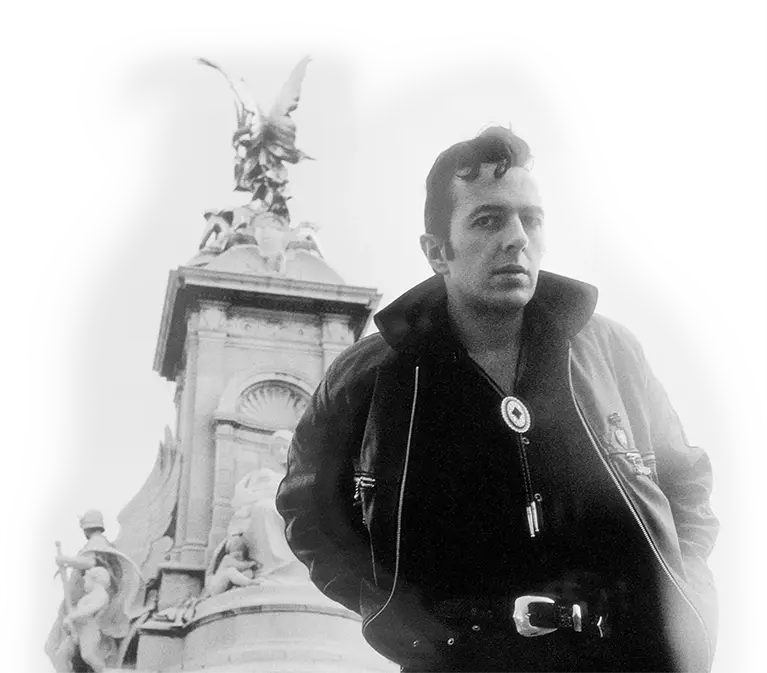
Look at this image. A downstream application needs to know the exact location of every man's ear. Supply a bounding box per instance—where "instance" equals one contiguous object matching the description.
[420,234,450,275]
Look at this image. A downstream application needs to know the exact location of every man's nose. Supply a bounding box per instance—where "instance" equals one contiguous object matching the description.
[501,214,529,250]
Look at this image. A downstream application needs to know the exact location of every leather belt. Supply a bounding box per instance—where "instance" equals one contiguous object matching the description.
[431,595,612,638]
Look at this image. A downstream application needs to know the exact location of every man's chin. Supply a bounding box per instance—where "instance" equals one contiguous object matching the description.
[483,289,533,312]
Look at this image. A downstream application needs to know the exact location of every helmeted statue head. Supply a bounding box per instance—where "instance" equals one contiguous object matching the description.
[79,510,105,535]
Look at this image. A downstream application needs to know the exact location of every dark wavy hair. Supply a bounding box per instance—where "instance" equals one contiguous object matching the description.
[424,126,532,243]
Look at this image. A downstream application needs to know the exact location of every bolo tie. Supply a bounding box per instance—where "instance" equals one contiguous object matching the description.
[500,395,543,538]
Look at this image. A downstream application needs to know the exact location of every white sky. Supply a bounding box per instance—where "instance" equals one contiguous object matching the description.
[1,1,765,671]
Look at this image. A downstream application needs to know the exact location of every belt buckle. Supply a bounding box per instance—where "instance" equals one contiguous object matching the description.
[515,596,608,638]
[513,596,558,638]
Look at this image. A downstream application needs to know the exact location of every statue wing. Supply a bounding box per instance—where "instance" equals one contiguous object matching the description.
[96,547,145,638]
[268,56,311,123]
[198,57,260,130]
[113,427,182,582]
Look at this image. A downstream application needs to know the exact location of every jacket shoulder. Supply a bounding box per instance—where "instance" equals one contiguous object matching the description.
[319,332,396,405]
[324,332,393,380]
[576,312,644,351]
[573,313,649,377]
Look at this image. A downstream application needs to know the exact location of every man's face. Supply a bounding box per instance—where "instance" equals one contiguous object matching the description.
[441,164,544,312]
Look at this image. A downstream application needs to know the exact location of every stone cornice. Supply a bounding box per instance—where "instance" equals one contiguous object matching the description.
[154,266,381,381]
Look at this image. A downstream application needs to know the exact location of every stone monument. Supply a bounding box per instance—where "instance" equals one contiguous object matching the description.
[47,57,395,672]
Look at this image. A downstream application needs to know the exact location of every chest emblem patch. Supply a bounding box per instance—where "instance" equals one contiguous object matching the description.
[500,396,532,434]
[613,427,629,450]
[607,412,630,450]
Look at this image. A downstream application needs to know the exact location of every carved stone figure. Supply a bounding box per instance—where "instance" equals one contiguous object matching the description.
[151,596,199,627]
[205,534,261,596]
[286,221,324,259]
[199,210,237,252]
[199,205,261,253]
[227,430,309,585]
[198,56,312,208]
[46,511,144,672]
[52,567,112,673]
[252,211,292,272]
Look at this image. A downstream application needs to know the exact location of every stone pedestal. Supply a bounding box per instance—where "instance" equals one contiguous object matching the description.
[185,585,389,671]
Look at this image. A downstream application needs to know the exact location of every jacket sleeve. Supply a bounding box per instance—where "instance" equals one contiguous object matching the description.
[607,318,720,571]
[640,358,719,565]
[276,350,376,614]
[638,345,719,636]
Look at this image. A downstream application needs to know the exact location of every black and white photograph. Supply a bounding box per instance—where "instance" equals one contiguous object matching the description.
[1,1,765,671]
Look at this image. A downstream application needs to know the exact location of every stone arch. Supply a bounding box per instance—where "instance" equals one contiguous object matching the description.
[215,369,314,432]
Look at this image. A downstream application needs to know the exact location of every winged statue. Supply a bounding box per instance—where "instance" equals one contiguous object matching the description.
[46,429,183,671]
[46,511,148,672]
[197,56,313,219]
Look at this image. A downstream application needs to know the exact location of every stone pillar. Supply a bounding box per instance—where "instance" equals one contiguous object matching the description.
[207,420,237,559]
[176,300,228,567]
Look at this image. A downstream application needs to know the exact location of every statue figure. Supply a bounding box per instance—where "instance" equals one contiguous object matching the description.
[199,209,238,252]
[286,221,324,259]
[198,205,261,253]
[205,534,261,596]
[226,430,309,585]
[51,567,112,673]
[198,56,312,207]
[196,56,323,269]
[151,533,259,627]
[45,510,144,672]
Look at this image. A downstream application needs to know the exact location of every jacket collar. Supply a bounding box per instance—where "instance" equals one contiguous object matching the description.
[373,270,598,352]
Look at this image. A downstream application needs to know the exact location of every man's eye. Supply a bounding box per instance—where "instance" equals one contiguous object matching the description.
[474,215,501,228]
[522,215,543,228]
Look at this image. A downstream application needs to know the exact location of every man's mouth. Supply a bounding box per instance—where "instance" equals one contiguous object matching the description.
[493,264,528,276]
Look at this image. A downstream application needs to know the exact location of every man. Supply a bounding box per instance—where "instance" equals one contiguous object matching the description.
[276,127,718,672]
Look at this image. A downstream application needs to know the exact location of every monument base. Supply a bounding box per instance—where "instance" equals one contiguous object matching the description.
[136,583,396,672]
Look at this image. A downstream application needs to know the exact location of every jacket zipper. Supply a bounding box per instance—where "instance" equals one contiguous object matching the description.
[567,348,712,671]
[362,364,420,633]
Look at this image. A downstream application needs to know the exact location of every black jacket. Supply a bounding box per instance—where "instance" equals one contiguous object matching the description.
[276,271,719,671]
